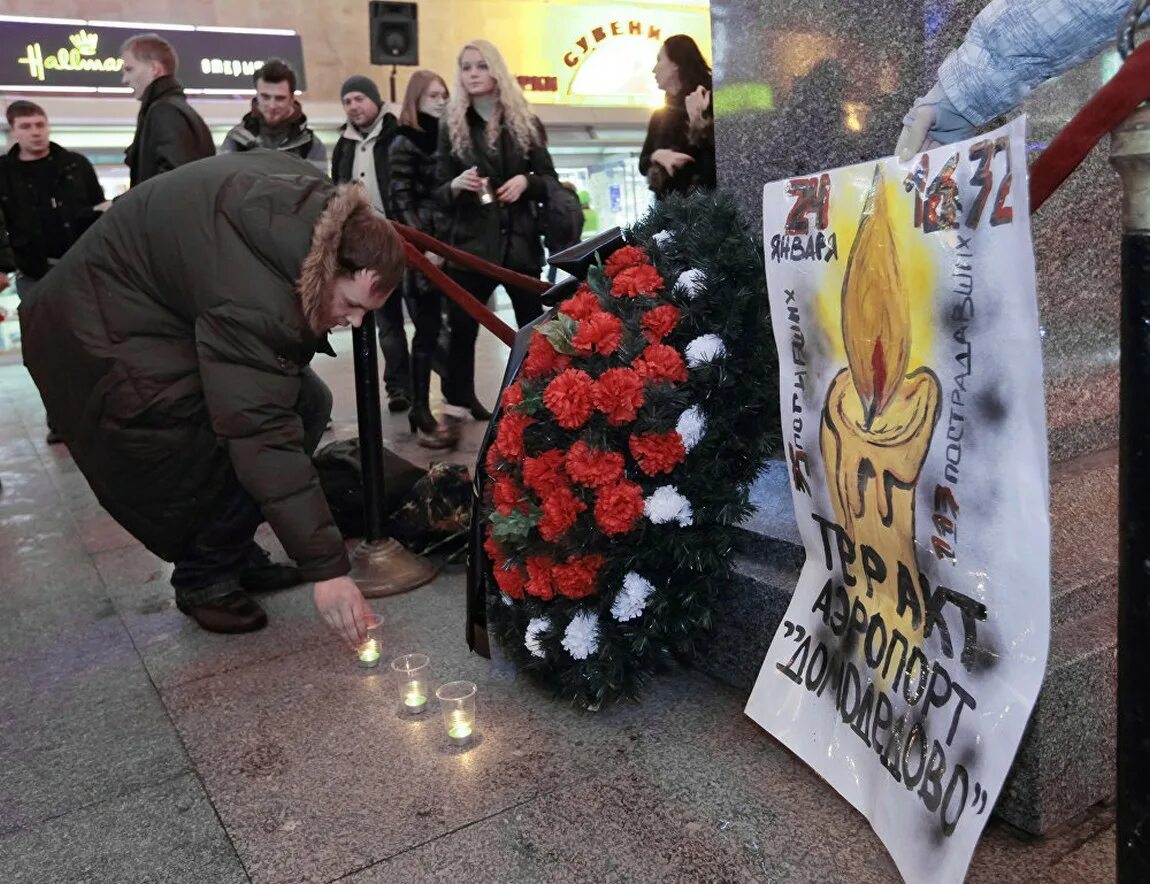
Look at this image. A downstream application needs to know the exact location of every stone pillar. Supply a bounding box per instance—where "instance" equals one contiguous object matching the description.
[707,0,1118,834]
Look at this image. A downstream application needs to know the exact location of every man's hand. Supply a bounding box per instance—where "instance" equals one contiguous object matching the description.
[651,148,695,175]
[314,576,376,646]
[896,83,976,163]
[685,85,711,129]
[496,174,528,204]
[451,166,483,194]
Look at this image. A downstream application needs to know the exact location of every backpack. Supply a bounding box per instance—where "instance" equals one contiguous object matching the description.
[538,177,585,252]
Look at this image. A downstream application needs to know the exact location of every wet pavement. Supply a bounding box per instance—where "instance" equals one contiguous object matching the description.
[0,297,1114,883]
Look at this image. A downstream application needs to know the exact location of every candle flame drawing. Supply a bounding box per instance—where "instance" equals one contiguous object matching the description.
[842,169,910,430]
[821,165,941,644]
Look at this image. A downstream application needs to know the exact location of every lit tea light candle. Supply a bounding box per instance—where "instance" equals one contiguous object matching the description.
[436,681,477,747]
[391,654,431,715]
[403,688,428,714]
[357,638,381,668]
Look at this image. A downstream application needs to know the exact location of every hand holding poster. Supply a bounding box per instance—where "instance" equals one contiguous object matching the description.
[745,118,1050,883]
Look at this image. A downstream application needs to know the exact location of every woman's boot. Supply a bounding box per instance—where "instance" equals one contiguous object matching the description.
[409,353,459,450]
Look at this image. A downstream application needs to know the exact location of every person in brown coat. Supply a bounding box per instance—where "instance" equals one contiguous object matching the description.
[20,152,401,643]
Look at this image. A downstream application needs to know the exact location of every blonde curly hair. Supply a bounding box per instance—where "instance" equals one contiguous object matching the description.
[445,39,539,157]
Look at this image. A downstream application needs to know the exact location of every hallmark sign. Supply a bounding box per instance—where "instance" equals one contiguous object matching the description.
[1,17,305,93]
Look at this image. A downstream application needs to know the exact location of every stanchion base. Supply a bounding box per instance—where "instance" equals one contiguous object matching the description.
[349,538,438,598]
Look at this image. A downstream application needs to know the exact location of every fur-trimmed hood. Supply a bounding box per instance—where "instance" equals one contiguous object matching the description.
[297,182,374,334]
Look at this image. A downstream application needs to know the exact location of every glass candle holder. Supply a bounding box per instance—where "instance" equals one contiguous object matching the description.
[356,622,383,669]
[435,681,477,746]
[391,654,430,714]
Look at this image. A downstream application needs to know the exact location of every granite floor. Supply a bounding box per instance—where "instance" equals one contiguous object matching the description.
[0,296,1114,884]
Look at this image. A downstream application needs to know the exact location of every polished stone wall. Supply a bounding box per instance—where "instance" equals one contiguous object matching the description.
[710,0,1123,462]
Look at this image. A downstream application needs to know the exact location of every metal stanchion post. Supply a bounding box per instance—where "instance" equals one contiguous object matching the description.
[1111,98,1150,884]
[348,312,437,596]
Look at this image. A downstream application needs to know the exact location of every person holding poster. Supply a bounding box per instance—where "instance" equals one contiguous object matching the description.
[746,117,1050,883]
[897,0,1149,159]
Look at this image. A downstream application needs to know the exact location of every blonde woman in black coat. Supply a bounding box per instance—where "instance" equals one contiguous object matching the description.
[434,39,559,421]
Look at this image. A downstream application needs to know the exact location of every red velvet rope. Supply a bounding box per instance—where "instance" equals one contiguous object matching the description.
[399,241,518,347]
[1030,40,1150,213]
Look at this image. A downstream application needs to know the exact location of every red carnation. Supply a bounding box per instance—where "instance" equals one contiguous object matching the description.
[553,554,606,600]
[522,449,567,495]
[525,556,557,600]
[634,343,688,384]
[611,264,665,299]
[629,431,687,476]
[565,441,625,488]
[483,527,503,563]
[572,311,624,356]
[538,484,587,542]
[502,381,525,410]
[493,563,526,599]
[485,444,503,475]
[559,285,601,321]
[492,475,527,515]
[604,245,650,277]
[641,305,682,343]
[495,411,534,461]
[543,368,596,430]
[523,332,566,380]
[594,480,646,536]
[593,367,646,426]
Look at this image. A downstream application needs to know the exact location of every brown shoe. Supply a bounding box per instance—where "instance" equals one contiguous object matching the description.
[176,591,268,633]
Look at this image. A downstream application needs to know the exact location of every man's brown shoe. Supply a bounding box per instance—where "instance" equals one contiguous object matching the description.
[176,591,268,633]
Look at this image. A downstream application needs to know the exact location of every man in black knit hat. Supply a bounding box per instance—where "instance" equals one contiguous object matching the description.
[331,75,411,412]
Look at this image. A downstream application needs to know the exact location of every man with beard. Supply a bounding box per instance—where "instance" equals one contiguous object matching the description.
[221,59,327,172]
[120,33,215,186]
[20,151,401,645]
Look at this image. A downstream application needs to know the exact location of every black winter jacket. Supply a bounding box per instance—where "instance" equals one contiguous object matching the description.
[331,113,398,208]
[434,107,557,275]
[125,75,216,187]
[20,152,352,580]
[389,113,447,236]
[639,103,716,199]
[0,142,105,279]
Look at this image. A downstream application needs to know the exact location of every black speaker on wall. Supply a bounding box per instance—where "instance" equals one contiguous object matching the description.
[370,2,419,66]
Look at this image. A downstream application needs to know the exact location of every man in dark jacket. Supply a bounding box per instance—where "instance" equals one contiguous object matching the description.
[120,33,215,187]
[220,58,327,172]
[20,152,403,643]
[331,75,411,411]
[0,100,107,443]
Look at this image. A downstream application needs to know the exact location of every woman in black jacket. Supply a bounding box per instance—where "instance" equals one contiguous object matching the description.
[389,69,458,449]
[639,34,716,200]
[435,39,558,420]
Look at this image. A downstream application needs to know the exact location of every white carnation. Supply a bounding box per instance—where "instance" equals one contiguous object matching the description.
[645,485,694,527]
[676,406,707,452]
[652,230,675,248]
[686,334,727,368]
[675,268,706,299]
[525,617,551,659]
[561,611,600,660]
[612,572,656,622]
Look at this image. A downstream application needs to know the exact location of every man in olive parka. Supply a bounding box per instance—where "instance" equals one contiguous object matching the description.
[20,151,401,642]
